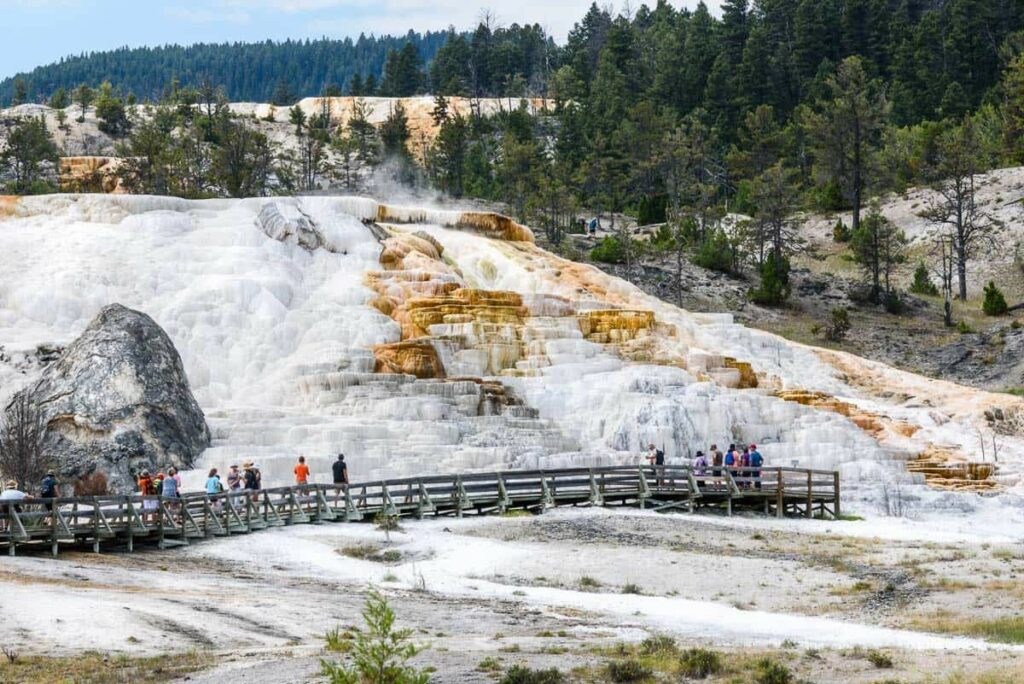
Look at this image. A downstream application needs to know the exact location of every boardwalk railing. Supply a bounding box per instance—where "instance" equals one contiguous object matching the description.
[0,466,839,557]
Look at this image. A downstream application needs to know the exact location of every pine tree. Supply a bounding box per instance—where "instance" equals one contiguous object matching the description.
[73,83,94,123]
[11,78,29,106]
[48,87,70,109]
[982,281,1008,316]
[850,202,908,304]
[909,262,939,296]
[805,56,889,232]
[380,102,411,157]
[1,115,59,194]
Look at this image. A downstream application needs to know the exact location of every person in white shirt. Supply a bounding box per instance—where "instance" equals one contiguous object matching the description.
[0,480,27,501]
[1,480,27,531]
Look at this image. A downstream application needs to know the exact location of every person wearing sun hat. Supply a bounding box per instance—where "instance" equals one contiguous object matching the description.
[0,480,27,531]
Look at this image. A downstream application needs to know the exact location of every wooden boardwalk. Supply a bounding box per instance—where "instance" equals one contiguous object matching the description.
[0,466,839,557]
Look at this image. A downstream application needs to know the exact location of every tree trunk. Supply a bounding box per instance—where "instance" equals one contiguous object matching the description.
[956,244,968,302]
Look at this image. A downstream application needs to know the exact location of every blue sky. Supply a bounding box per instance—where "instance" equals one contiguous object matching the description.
[2,0,722,80]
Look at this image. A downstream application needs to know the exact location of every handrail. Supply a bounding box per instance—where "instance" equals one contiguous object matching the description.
[0,465,838,511]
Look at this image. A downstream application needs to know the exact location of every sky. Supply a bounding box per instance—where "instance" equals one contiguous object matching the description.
[1,0,722,80]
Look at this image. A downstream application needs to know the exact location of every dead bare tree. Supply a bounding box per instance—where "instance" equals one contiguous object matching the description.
[0,392,48,492]
[919,115,1001,302]
[931,235,956,327]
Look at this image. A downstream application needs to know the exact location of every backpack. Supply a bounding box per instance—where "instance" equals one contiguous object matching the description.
[40,477,56,497]
[154,479,163,495]
[750,452,763,468]
[655,449,665,465]
[216,479,225,493]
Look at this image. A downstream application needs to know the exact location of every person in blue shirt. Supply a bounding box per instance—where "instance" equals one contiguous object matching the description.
[748,444,764,489]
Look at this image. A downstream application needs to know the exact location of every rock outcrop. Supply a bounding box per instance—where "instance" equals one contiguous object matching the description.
[11,304,210,493]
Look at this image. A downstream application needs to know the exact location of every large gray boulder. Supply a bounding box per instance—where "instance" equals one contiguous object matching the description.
[13,304,210,493]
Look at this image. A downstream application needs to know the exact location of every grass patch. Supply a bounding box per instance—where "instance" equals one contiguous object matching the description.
[621,582,643,595]
[578,575,602,590]
[908,611,1024,644]
[0,651,208,684]
[324,626,354,653]
[866,649,894,669]
[478,656,503,672]
[605,658,652,683]
[679,647,722,678]
[829,580,873,596]
[500,665,565,684]
[501,509,534,518]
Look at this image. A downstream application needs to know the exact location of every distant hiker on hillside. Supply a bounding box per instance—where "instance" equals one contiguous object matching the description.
[588,217,598,238]
[40,470,59,499]
[294,455,310,486]
[332,454,348,486]
[749,444,764,490]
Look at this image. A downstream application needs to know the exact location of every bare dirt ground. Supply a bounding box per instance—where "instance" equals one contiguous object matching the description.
[2,508,1024,682]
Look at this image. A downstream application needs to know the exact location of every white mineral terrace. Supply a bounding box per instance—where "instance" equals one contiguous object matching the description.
[1,194,1023,531]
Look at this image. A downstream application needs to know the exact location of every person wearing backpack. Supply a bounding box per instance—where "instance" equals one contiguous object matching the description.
[749,444,764,490]
[40,471,59,499]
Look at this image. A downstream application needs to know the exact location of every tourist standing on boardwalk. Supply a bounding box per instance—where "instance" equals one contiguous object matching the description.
[0,480,27,531]
[294,456,310,486]
[138,470,157,522]
[332,454,348,486]
[749,444,764,489]
[226,464,242,508]
[40,470,59,498]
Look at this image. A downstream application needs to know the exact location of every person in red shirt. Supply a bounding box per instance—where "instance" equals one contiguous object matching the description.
[294,455,310,486]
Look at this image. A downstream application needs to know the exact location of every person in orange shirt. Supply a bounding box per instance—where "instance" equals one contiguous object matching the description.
[294,455,310,486]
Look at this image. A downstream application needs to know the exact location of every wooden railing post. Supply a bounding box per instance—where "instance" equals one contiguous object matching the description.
[92,497,100,554]
[806,470,813,519]
[776,468,784,518]
[50,499,59,557]
[834,471,841,519]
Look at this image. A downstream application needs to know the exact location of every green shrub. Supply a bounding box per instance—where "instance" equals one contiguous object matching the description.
[814,307,851,342]
[884,290,906,315]
[621,582,643,595]
[866,649,894,668]
[639,635,677,656]
[754,658,793,684]
[605,659,652,683]
[478,656,503,672]
[578,575,602,590]
[983,281,1009,316]
[499,665,565,684]
[749,252,791,305]
[693,229,735,273]
[832,218,851,243]
[956,320,974,334]
[591,236,627,264]
[678,648,722,678]
[908,262,938,296]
